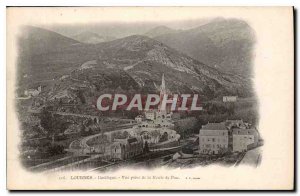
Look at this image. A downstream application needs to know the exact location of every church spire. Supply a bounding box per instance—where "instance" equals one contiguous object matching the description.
[160,73,165,94]
[158,73,167,112]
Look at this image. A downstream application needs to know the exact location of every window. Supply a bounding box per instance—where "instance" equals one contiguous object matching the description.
[212,138,215,142]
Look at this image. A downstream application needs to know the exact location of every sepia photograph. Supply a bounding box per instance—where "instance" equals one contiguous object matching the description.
[6,6,294,190]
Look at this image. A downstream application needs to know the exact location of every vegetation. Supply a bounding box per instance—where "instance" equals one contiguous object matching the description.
[40,108,68,136]
[143,141,149,153]
[174,117,200,139]
[46,144,66,156]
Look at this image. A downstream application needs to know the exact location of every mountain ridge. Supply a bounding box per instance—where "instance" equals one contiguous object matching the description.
[153,19,256,76]
[17,26,253,103]
[72,31,116,44]
[144,25,178,38]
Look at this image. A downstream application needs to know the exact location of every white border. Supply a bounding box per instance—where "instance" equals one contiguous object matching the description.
[2,0,298,195]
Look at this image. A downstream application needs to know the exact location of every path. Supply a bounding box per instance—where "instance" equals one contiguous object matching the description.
[239,147,262,167]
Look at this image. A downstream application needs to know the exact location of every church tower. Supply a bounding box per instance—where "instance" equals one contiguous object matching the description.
[160,73,166,98]
[158,74,169,115]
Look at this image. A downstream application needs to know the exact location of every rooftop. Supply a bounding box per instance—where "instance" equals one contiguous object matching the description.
[201,122,228,130]
[232,128,257,135]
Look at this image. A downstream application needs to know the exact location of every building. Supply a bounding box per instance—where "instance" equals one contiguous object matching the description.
[225,119,245,129]
[223,96,237,103]
[158,74,173,113]
[140,130,161,145]
[232,128,259,152]
[110,138,143,160]
[135,115,143,123]
[24,86,42,97]
[145,110,156,121]
[199,122,229,155]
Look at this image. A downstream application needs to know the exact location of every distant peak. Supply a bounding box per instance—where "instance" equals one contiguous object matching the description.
[145,26,176,38]
[115,34,159,43]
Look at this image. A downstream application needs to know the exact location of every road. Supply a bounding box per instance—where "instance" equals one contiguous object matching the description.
[90,149,180,172]
[239,147,262,167]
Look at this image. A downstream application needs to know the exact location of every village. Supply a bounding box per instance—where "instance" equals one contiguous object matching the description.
[18,74,262,172]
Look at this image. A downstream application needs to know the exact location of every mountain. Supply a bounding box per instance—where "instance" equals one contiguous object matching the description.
[154,19,256,76]
[17,26,96,89]
[17,27,253,103]
[52,35,252,101]
[19,26,80,56]
[73,32,116,44]
[144,26,178,38]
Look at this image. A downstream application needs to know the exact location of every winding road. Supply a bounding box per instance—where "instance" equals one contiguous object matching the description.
[239,146,262,167]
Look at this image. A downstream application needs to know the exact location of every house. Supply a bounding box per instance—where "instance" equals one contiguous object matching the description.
[136,120,156,128]
[145,110,156,120]
[140,130,161,145]
[24,86,42,97]
[232,128,259,152]
[135,115,143,123]
[223,96,237,103]
[199,122,229,155]
[110,138,143,160]
[225,119,245,129]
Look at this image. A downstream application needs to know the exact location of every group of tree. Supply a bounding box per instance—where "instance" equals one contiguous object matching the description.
[174,117,201,139]
[39,108,68,137]
[111,131,129,140]
[159,132,169,142]
[143,141,149,153]
[203,102,235,115]
[46,144,65,156]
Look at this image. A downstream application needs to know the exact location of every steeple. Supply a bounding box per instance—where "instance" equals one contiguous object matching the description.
[158,74,167,113]
[160,73,166,95]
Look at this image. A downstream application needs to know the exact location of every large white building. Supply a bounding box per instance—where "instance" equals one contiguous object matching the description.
[223,96,237,103]
[199,122,229,155]
[232,128,259,152]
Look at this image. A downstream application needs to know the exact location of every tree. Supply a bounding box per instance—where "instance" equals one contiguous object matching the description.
[46,144,65,156]
[143,141,149,153]
[218,147,230,156]
[122,131,129,139]
[40,108,67,139]
[159,132,168,142]
[40,109,53,134]
[174,117,200,139]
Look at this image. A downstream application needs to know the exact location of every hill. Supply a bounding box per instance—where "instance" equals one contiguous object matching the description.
[144,26,178,38]
[17,27,253,104]
[73,32,116,44]
[154,18,256,76]
[17,26,98,90]
[53,35,253,101]
[19,26,80,56]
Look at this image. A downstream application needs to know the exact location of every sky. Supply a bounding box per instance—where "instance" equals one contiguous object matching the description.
[43,18,216,38]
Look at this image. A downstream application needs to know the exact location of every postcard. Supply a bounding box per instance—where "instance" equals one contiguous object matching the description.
[6,7,294,190]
